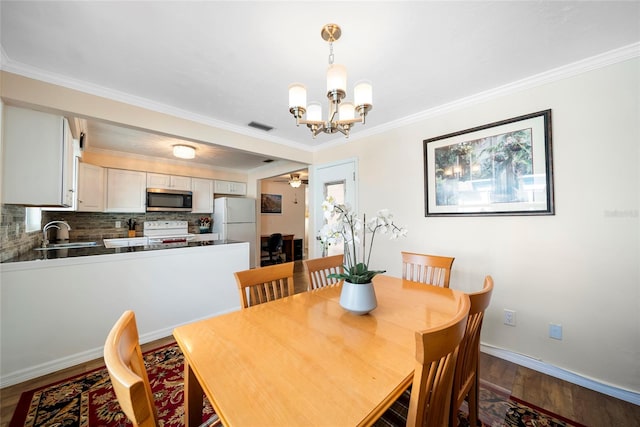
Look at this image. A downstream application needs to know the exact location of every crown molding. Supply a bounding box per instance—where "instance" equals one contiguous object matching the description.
[2,42,638,150]
[332,41,640,143]
[0,56,313,152]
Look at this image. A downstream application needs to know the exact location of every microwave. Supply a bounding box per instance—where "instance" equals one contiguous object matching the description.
[146,188,193,212]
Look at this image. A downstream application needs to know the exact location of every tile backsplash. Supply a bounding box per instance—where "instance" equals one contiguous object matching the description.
[0,205,211,262]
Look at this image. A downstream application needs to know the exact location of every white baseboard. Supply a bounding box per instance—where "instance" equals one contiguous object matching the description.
[481,344,640,406]
[0,327,175,389]
[0,310,235,389]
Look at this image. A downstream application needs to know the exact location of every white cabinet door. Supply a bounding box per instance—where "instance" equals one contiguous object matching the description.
[77,163,105,212]
[214,180,231,194]
[146,173,172,189]
[192,178,213,213]
[2,106,75,206]
[171,175,192,191]
[147,173,192,191]
[61,118,75,207]
[229,181,247,195]
[106,169,146,212]
[214,180,247,195]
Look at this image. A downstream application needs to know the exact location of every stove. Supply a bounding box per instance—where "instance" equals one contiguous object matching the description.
[143,220,194,244]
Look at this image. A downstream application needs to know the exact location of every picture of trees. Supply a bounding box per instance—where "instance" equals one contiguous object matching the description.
[434,128,536,207]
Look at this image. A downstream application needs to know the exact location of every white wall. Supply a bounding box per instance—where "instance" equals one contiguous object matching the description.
[0,243,249,386]
[314,59,640,393]
[260,180,306,240]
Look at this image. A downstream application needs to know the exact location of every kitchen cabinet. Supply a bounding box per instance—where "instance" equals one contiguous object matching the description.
[147,173,191,191]
[106,168,146,212]
[77,163,105,212]
[214,180,247,196]
[2,106,75,206]
[191,178,213,213]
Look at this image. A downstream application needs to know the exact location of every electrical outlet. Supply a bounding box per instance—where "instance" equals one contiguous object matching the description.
[549,323,563,340]
[115,221,121,228]
[503,309,516,326]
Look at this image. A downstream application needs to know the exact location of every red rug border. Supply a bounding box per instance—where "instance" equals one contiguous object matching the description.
[481,380,588,427]
[8,342,178,427]
[509,394,588,427]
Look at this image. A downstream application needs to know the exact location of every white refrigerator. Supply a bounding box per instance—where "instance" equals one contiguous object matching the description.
[212,197,257,268]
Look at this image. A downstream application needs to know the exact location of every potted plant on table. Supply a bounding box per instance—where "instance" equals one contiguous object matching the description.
[319,196,407,314]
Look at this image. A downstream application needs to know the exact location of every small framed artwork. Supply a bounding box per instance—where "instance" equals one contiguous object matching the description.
[424,109,554,216]
[261,193,282,214]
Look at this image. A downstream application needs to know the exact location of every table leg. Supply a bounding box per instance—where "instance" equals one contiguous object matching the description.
[183,359,204,427]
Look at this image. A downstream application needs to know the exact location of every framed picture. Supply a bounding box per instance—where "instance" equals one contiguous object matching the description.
[261,193,282,214]
[424,110,554,216]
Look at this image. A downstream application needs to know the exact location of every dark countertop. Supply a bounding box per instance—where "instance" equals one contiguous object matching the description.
[2,239,243,264]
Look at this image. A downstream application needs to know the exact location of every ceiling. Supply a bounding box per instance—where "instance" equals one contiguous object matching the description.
[1,1,639,172]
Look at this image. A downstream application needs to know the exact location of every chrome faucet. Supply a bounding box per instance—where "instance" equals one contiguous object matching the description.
[42,221,71,247]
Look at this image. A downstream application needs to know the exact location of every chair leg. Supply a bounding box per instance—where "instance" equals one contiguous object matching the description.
[468,375,479,427]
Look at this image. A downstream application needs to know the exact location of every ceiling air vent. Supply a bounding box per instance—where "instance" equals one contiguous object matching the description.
[248,121,274,132]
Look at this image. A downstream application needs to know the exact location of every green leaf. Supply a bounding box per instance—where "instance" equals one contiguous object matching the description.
[327,263,386,284]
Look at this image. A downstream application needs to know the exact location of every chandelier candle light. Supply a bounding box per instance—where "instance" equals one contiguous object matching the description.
[288,24,373,138]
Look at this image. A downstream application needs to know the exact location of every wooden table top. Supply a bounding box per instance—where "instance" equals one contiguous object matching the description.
[173,274,465,427]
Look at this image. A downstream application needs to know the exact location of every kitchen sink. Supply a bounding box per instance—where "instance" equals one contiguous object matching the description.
[35,241,100,251]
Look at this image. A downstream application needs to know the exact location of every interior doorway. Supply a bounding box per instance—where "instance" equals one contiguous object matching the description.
[258,169,309,261]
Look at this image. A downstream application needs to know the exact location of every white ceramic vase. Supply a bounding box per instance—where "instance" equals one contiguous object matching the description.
[339,281,378,315]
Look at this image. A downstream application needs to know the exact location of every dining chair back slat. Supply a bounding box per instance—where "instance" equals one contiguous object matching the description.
[234,262,295,308]
[406,294,470,427]
[401,252,455,288]
[303,254,344,290]
[449,275,494,427]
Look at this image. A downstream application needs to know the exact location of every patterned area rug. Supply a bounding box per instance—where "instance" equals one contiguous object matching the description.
[9,343,215,426]
[374,382,587,427]
[10,344,585,427]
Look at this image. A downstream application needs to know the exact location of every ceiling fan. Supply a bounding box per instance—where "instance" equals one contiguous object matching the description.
[288,173,308,188]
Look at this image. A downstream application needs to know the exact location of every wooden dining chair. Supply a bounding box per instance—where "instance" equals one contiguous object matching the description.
[374,294,470,427]
[104,310,159,427]
[303,254,344,290]
[234,262,295,308]
[407,294,470,427]
[449,275,494,427]
[104,311,220,427]
[401,251,455,288]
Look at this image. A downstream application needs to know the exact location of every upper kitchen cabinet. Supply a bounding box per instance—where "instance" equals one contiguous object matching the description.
[191,178,213,213]
[77,162,105,212]
[2,106,76,206]
[214,180,247,196]
[147,173,192,191]
[106,168,146,212]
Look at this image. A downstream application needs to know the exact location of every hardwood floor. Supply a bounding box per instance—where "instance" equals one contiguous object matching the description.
[2,261,638,426]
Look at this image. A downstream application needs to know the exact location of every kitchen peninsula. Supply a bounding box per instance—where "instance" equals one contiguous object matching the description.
[0,239,249,387]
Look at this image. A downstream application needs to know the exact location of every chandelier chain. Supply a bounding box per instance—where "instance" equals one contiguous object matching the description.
[328,42,334,65]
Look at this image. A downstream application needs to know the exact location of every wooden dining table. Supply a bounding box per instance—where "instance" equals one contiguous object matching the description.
[173,274,465,427]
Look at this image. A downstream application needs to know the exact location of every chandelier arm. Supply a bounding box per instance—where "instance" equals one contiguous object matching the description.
[335,125,349,136]
[312,125,326,137]
[336,117,363,126]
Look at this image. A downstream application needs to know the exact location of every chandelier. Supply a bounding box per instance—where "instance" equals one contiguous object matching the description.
[288,24,373,138]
